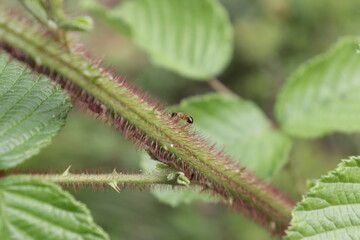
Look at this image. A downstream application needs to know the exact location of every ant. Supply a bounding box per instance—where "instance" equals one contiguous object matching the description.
[171,112,194,124]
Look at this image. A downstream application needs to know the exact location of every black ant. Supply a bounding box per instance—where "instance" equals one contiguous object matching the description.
[171,112,193,124]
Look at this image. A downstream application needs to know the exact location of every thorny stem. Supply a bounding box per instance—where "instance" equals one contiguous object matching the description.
[207,77,236,96]
[0,11,294,236]
[1,167,190,191]
[32,173,172,185]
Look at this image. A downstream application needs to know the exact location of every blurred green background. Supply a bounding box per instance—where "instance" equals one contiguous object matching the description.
[4,0,360,239]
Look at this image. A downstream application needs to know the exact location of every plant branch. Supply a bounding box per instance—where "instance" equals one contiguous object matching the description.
[0,11,294,236]
[1,167,191,191]
[29,171,180,192]
[207,77,236,96]
[32,172,171,185]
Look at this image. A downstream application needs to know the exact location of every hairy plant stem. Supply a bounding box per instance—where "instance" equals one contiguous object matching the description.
[31,173,172,185]
[1,169,187,188]
[0,11,294,236]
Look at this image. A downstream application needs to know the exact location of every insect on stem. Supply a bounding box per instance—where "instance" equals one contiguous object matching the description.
[171,112,194,124]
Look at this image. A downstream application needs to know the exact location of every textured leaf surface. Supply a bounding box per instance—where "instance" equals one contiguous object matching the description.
[82,0,233,79]
[0,51,71,169]
[276,37,360,138]
[176,93,292,180]
[285,156,360,240]
[0,176,109,240]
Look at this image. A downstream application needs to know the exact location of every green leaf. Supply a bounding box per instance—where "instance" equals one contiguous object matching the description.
[276,37,360,138]
[285,156,360,240]
[0,51,72,169]
[176,93,292,180]
[81,0,233,79]
[140,154,215,207]
[0,176,109,240]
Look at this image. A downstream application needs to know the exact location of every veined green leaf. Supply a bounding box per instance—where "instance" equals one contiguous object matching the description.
[176,93,292,180]
[0,51,71,169]
[0,176,109,240]
[276,37,360,138]
[285,156,360,240]
[81,0,233,79]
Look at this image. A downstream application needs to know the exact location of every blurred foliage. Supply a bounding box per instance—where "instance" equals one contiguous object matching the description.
[276,37,360,138]
[3,0,360,239]
[81,0,234,79]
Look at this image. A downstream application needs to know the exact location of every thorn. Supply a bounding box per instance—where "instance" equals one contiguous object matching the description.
[108,181,120,193]
[112,168,118,175]
[62,165,71,176]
